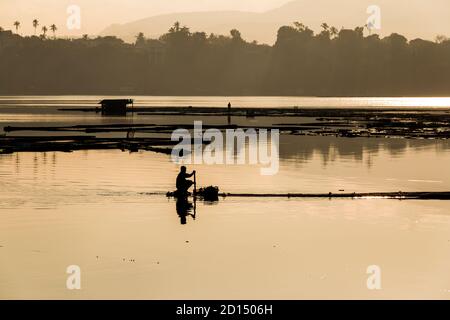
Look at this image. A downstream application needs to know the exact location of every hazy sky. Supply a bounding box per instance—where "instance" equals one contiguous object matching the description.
[1,0,449,41]
[0,0,290,36]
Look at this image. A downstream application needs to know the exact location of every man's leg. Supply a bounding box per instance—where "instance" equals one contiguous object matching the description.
[186,180,194,191]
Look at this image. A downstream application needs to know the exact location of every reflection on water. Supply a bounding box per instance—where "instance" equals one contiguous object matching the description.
[175,197,196,225]
[281,135,450,165]
[1,95,450,109]
[1,135,450,210]
[1,97,450,299]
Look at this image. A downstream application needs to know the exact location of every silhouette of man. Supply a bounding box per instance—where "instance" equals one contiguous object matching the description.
[176,166,195,194]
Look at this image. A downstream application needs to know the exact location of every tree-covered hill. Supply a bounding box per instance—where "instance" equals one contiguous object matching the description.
[1,22,449,96]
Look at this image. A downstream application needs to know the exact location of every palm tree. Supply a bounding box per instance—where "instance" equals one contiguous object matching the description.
[32,19,39,35]
[330,26,339,38]
[321,23,329,32]
[293,21,306,31]
[355,26,364,37]
[319,23,331,39]
[13,21,20,34]
[50,24,57,39]
[41,26,48,38]
[436,35,448,44]
[169,21,181,33]
[230,29,242,41]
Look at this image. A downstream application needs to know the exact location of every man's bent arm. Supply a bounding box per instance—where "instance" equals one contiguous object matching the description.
[186,171,195,178]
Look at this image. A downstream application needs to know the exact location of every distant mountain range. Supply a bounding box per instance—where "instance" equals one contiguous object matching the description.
[100,0,450,44]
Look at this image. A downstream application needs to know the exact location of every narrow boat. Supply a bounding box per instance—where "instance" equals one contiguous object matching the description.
[167,186,220,201]
[166,190,450,200]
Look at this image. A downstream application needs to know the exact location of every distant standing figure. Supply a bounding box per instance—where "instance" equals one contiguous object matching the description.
[176,166,195,194]
[227,102,232,125]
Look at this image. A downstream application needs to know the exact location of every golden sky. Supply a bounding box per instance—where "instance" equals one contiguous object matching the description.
[0,0,290,35]
[1,0,449,41]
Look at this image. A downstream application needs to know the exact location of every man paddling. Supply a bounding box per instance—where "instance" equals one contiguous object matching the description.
[176,166,196,195]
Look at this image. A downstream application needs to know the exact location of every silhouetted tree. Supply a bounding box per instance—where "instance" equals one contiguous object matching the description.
[13,21,20,33]
[230,29,242,41]
[50,24,57,39]
[41,26,48,38]
[330,27,339,38]
[436,35,448,44]
[169,21,182,33]
[1,21,450,96]
[321,23,329,31]
[33,19,39,35]
[135,32,146,46]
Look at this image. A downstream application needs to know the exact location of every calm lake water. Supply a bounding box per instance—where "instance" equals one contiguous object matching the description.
[1,96,450,299]
[1,95,450,110]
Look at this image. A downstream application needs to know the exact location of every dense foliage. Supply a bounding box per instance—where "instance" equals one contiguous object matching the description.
[1,22,449,96]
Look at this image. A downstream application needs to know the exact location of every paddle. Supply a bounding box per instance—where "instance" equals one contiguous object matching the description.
[193,171,197,196]
[193,171,197,219]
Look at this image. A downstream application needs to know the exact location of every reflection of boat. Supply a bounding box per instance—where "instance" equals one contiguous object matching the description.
[166,190,193,198]
[167,186,220,201]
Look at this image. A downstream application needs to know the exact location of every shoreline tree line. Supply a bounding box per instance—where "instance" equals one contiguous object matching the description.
[0,21,449,96]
